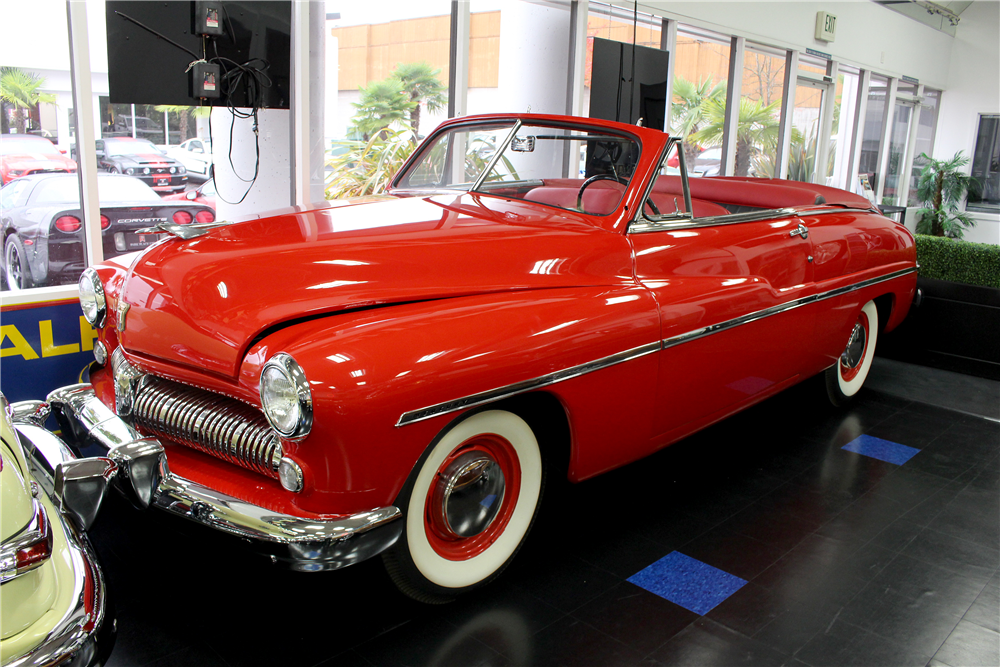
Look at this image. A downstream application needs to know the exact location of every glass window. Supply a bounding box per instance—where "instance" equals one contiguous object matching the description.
[830,67,861,190]
[788,81,825,183]
[670,26,730,177]
[324,4,453,201]
[1,0,81,291]
[907,88,941,206]
[858,74,889,192]
[968,114,999,213]
[325,6,452,143]
[736,45,784,178]
[883,101,913,205]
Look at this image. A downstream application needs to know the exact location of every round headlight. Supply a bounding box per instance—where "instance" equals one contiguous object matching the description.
[178,166,186,174]
[125,168,135,175]
[78,268,106,327]
[260,353,312,439]
[143,167,150,175]
[169,166,176,174]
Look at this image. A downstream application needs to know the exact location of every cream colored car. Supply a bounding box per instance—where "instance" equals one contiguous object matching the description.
[0,394,116,666]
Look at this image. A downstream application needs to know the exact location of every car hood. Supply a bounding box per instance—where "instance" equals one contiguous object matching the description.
[2,153,76,170]
[117,194,633,378]
[114,154,177,166]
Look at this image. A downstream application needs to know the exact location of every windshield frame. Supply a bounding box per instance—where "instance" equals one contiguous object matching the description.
[390,117,645,202]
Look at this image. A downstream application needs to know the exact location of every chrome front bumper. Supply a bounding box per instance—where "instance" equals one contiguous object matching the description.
[43,385,402,572]
[6,405,114,667]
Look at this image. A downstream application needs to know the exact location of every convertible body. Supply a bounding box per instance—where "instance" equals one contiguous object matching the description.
[37,114,916,601]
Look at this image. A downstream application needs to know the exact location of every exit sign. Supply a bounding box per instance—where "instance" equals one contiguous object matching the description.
[816,11,837,42]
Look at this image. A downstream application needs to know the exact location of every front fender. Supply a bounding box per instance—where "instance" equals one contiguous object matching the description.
[239,285,661,515]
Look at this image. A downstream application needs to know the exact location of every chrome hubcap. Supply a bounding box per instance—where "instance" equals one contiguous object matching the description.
[433,451,506,539]
[841,322,866,369]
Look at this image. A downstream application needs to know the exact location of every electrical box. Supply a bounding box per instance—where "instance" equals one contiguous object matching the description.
[190,61,221,99]
[194,1,224,36]
[815,11,837,42]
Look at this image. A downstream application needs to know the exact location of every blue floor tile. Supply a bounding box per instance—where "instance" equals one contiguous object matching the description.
[627,551,747,615]
[842,435,920,465]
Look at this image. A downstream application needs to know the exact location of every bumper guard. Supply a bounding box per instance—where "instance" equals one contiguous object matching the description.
[43,385,401,572]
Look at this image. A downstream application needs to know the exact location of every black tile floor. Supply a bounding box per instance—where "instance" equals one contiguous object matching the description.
[90,359,1000,667]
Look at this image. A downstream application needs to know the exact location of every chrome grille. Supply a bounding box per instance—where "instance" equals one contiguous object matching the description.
[131,376,282,479]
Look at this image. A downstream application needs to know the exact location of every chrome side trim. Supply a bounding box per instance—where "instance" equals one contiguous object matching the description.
[397,267,916,427]
[661,267,917,350]
[396,341,662,427]
[631,207,798,233]
[629,205,873,234]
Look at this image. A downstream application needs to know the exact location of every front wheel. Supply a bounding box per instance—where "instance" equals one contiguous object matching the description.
[383,409,544,603]
[826,300,878,406]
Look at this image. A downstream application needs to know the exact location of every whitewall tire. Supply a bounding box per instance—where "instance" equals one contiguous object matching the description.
[826,300,879,406]
[384,409,544,602]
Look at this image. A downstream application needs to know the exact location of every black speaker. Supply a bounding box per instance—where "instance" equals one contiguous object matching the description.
[589,37,669,131]
[106,1,290,109]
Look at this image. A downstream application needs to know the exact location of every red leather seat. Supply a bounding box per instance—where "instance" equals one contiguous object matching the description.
[524,186,623,216]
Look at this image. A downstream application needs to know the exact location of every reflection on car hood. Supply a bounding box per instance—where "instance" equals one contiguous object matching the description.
[117,194,632,378]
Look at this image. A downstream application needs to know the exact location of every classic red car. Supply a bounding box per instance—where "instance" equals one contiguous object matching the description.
[40,114,916,603]
[0,135,77,185]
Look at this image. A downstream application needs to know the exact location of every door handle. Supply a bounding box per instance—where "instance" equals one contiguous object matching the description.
[789,223,809,239]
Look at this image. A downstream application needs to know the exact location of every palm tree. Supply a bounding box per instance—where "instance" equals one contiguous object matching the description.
[350,78,415,141]
[914,152,978,239]
[154,105,211,143]
[0,67,56,134]
[690,96,781,177]
[670,76,726,163]
[392,62,447,137]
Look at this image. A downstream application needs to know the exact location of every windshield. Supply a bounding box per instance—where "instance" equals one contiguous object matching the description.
[0,137,60,156]
[106,140,163,156]
[30,175,162,204]
[393,121,641,216]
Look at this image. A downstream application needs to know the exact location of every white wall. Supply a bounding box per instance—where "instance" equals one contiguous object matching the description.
[636,1,957,88]
[932,0,999,245]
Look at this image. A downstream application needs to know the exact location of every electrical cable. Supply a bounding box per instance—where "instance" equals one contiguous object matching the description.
[114,11,201,60]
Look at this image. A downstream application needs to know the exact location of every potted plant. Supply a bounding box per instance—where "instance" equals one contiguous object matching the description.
[913,151,978,238]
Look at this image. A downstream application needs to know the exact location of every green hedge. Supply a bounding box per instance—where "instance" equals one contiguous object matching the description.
[915,235,1000,289]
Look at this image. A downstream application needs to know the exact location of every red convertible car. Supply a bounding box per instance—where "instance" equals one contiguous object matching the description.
[39,114,916,603]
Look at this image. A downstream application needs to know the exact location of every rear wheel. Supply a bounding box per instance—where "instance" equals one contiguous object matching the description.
[4,235,31,290]
[826,300,878,406]
[383,409,544,603]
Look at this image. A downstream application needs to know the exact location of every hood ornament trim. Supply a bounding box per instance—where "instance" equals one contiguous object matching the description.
[136,220,235,240]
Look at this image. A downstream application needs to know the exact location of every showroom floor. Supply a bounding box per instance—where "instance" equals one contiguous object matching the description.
[91,358,1000,667]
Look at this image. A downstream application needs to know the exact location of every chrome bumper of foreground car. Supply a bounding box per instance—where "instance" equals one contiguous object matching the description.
[43,384,402,572]
[6,411,114,667]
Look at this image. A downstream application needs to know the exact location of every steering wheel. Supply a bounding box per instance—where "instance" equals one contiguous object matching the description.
[576,174,628,210]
